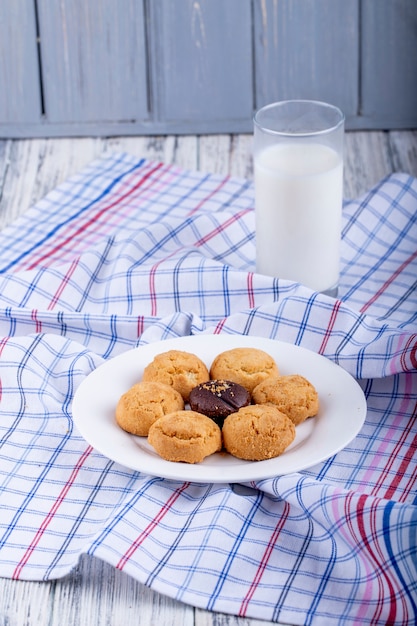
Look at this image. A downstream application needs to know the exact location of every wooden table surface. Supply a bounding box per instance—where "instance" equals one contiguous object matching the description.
[0,130,416,626]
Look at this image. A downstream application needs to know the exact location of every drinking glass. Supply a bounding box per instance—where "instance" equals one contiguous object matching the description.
[253,100,345,296]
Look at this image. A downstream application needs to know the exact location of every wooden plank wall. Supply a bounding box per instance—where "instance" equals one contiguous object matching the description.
[361,0,417,129]
[148,0,253,130]
[0,0,42,125]
[253,0,359,124]
[37,0,148,124]
[0,0,416,137]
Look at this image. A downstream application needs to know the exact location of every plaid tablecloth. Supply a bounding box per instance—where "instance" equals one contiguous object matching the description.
[0,153,416,625]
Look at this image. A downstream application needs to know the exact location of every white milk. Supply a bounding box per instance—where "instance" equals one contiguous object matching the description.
[254,142,343,293]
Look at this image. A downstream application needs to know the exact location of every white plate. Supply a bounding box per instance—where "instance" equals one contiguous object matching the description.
[72,335,367,483]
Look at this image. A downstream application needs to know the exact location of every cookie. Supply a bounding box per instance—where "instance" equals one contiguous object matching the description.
[189,379,251,427]
[252,374,319,425]
[222,404,295,461]
[209,347,279,393]
[148,410,222,463]
[116,381,184,436]
[142,350,209,401]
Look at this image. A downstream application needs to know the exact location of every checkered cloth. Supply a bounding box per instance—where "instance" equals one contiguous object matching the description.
[0,153,416,625]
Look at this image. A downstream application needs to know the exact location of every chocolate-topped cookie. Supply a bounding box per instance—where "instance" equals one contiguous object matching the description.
[189,379,251,427]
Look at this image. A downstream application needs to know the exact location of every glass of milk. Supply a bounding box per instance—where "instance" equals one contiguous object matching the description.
[253,100,344,296]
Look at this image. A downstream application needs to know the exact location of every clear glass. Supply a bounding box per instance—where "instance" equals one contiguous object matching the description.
[253,100,345,296]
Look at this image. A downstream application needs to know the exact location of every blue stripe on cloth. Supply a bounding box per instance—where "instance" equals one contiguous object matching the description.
[206,491,264,611]
[0,335,75,549]
[86,475,163,553]
[273,517,315,622]
[145,483,213,588]
[43,457,116,579]
[0,156,146,273]
[382,501,417,617]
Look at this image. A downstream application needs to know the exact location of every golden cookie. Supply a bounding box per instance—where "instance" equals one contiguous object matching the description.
[142,350,209,401]
[252,374,319,425]
[209,347,279,393]
[116,381,184,436]
[222,404,295,461]
[148,410,222,463]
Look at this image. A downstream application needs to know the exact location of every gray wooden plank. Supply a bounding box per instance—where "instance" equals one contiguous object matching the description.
[389,130,417,176]
[253,0,359,127]
[361,0,417,129]
[0,137,103,229]
[148,0,253,124]
[0,118,253,138]
[0,577,54,626]
[199,134,254,179]
[104,134,199,171]
[2,114,415,138]
[37,0,148,123]
[0,139,11,196]
[51,555,194,626]
[195,607,278,626]
[0,0,42,124]
[343,131,393,199]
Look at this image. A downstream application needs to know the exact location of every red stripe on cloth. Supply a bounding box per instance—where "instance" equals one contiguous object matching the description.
[360,249,417,314]
[344,493,385,623]
[194,210,250,247]
[0,336,10,357]
[383,398,417,502]
[26,162,165,270]
[369,377,417,501]
[247,272,255,309]
[384,430,417,502]
[186,175,230,217]
[239,501,290,617]
[31,309,42,333]
[411,341,417,370]
[47,259,79,311]
[400,334,417,372]
[318,299,342,355]
[356,495,398,624]
[397,421,417,502]
[213,319,227,334]
[12,445,93,580]
[116,482,189,571]
[137,316,145,338]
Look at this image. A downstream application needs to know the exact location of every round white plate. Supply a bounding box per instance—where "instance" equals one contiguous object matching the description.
[72,335,367,483]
